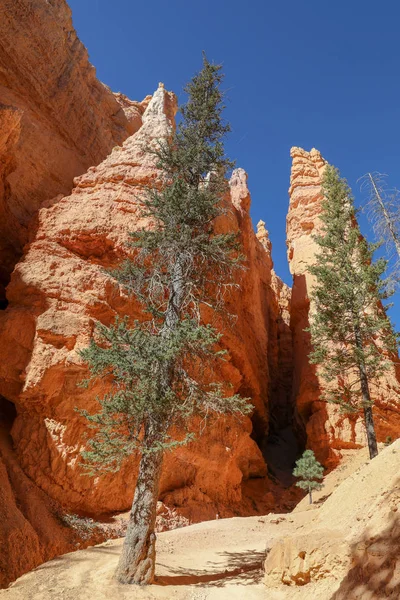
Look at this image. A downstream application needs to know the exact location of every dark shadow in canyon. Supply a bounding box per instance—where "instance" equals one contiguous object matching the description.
[0,394,17,430]
[262,425,300,487]
[243,274,312,498]
[262,296,305,488]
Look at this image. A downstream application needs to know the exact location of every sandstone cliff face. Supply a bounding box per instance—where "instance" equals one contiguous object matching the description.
[257,221,293,431]
[1,2,399,595]
[0,0,147,301]
[0,409,77,589]
[287,147,400,465]
[0,83,291,587]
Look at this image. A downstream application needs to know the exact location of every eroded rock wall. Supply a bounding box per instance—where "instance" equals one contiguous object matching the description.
[0,0,147,299]
[0,83,291,588]
[257,222,293,432]
[287,147,400,465]
[0,415,77,589]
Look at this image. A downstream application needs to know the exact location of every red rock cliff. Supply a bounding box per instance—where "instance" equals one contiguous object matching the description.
[0,0,148,301]
[0,83,290,586]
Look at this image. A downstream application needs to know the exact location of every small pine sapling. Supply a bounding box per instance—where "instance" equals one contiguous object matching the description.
[293,449,324,504]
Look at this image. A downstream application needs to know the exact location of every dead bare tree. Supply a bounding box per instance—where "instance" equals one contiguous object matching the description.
[359,172,400,289]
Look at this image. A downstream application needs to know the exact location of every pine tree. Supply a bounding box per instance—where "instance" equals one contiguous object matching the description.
[308,165,398,460]
[77,56,252,585]
[293,450,324,504]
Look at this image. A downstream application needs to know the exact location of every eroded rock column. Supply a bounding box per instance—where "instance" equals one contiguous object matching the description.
[287,147,400,465]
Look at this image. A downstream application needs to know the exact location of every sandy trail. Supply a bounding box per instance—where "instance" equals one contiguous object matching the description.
[1,448,373,600]
[1,513,317,600]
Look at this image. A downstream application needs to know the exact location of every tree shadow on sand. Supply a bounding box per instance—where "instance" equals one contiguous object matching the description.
[156,549,266,587]
[331,510,400,599]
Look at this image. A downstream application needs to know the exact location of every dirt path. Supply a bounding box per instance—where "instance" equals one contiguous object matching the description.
[1,513,318,600]
[1,446,376,600]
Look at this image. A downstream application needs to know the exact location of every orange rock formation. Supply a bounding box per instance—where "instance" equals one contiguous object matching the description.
[0,82,291,586]
[1,1,400,590]
[287,146,400,465]
[0,0,147,301]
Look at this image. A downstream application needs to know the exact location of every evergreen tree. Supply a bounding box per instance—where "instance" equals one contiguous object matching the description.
[308,165,398,460]
[293,449,324,504]
[77,56,252,585]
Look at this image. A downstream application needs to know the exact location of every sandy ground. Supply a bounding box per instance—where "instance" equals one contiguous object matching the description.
[293,445,372,512]
[0,445,383,600]
[1,511,337,600]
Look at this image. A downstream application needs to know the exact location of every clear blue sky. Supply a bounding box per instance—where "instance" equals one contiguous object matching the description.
[69,0,400,326]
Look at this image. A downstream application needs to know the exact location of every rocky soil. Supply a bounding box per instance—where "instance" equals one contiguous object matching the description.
[2,440,398,600]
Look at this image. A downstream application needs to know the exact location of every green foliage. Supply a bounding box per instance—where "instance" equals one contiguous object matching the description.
[307,165,399,413]
[293,450,324,501]
[112,56,242,321]
[78,56,252,474]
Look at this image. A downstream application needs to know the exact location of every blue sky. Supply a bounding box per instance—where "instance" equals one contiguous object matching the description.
[69,0,400,326]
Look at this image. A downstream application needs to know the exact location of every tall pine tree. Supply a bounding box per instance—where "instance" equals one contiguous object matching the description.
[77,57,251,585]
[308,165,398,460]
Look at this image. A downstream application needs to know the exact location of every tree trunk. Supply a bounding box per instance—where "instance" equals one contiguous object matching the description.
[116,256,185,585]
[116,428,163,585]
[368,173,400,261]
[363,403,378,459]
[309,489,312,504]
[354,322,378,459]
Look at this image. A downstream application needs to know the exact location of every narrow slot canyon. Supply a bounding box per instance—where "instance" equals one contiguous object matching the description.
[0,395,16,432]
[263,309,302,488]
[244,287,308,510]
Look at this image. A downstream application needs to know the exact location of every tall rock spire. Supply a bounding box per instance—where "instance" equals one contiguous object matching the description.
[286,147,400,465]
[256,220,272,256]
[287,146,326,274]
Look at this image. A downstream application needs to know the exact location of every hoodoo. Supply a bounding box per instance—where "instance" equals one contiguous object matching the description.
[286,147,400,465]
